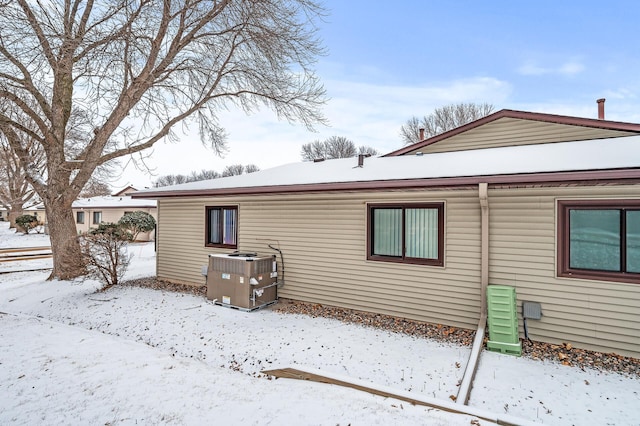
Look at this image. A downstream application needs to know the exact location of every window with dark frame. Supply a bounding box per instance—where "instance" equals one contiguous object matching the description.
[76,211,85,224]
[367,203,444,266]
[205,206,238,248]
[92,211,102,224]
[558,200,640,284]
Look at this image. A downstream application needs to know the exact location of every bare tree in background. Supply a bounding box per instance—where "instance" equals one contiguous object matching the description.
[357,145,379,157]
[222,164,246,177]
[400,103,495,145]
[0,1,327,279]
[189,169,220,182]
[0,127,43,229]
[79,179,112,198]
[153,165,258,187]
[244,164,260,174]
[324,136,356,159]
[154,174,190,188]
[301,136,379,161]
[300,140,327,161]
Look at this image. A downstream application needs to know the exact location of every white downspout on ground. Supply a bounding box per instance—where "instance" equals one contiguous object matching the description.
[456,182,490,405]
[264,184,539,424]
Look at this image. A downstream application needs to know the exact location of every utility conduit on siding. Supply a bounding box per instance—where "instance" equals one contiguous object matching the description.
[456,182,490,405]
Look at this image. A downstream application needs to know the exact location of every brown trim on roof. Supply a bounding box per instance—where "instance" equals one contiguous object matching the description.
[72,205,157,209]
[384,109,640,157]
[131,168,640,199]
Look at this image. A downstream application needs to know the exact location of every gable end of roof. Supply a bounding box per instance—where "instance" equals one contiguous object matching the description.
[384,109,640,157]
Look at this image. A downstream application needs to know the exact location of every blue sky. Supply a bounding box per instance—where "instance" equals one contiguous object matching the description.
[117,0,640,189]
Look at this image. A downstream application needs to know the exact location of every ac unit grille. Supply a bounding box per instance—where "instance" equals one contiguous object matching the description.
[209,255,275,276]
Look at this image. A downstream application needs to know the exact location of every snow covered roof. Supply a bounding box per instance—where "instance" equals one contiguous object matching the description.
[133,135,640,198]
[72,195,157,209]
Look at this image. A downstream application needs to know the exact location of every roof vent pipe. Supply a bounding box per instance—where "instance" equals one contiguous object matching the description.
[597,98,606,119]
[357,153,372,168]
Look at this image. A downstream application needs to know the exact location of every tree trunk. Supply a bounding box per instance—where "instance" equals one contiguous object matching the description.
[45,198,86,280]
[7,208,22,230]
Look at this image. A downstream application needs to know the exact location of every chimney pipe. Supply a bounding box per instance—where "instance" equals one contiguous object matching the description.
[419,128,425,140]
[357,153,372,167]
[597,98,606,120]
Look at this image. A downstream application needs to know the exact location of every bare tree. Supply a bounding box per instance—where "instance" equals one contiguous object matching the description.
[222,164,245,177]
[197,169,222,180]
[300,140,326,161]
[80,223,132,290]
[154,165,260,187]
[357,145,379,157]
[325,136,357,159]
[0,1,327,279]
[244,164,260,174]
[79,178,112,198]
[154,174,190,187]
[301,136,378,161]
[0,127,43,229]
[400,103,495,145]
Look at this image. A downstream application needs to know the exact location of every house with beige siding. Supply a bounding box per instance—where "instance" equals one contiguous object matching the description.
[0,204,47,224]
[72,188,157,241]
[133,109,640,358]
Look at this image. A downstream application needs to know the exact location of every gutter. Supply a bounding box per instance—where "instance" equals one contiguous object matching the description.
[456,182,489,405]
[131,168,640,199]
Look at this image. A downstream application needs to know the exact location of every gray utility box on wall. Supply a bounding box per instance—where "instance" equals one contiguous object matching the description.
[206,253,278,311]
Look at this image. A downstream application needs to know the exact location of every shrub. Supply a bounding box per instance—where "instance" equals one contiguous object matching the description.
[81,222,132,290]
[118,211,156,241]
[15,215,38,234]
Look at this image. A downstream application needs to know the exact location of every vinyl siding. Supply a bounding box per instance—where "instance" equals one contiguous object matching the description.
[156,189,482,329]
[155,183,640,358]
[72,207,157,241]
[487,184,640,358]
[404,117,637,154]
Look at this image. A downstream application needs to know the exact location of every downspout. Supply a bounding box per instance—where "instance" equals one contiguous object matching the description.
[456,182,489,405]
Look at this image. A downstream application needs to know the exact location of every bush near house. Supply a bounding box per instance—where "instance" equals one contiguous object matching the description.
[81,223,132,290]
[118,211,156,241]
[15,215,38,234]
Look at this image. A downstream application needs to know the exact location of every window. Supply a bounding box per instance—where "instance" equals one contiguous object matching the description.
[76,211,85,224]
[205,206,238,248]
[558,200,640,283]
[368,203,444,266]
[93,211,102,224]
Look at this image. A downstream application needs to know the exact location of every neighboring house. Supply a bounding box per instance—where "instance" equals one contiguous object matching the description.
[0,204,47,225]
[112,185,139,197]
[133,108,640,358]
[72,189,157,241]
[25,203,47,226]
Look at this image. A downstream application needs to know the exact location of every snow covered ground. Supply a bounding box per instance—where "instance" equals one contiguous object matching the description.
[1,221,639,425]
